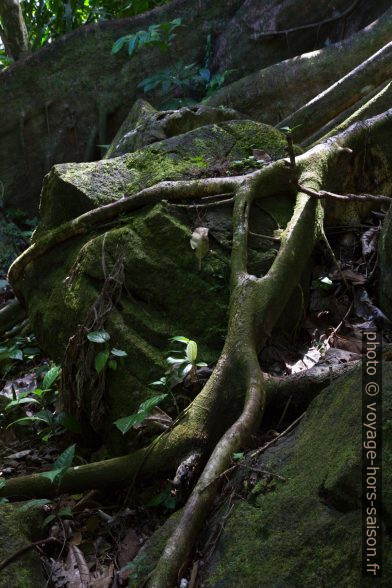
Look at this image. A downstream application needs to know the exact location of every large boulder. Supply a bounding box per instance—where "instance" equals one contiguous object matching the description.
[13,117,296,445]
[202,361,392,587]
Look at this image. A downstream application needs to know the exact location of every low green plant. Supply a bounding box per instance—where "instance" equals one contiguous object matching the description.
[86,329,127,373]
[162,335,208,382]
[4,363,81,440]
[146,484,176,509]
[230,155,266,172]
[39,443,76,484]
[112,22,234,109]
[114,394,167,434]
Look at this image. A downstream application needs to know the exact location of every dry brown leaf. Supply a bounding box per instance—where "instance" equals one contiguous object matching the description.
[66,544,90,588]
[117,528,140,568]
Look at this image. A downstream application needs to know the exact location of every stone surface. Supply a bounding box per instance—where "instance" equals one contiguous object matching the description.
[0,503,45,587]
[202,362,392,587]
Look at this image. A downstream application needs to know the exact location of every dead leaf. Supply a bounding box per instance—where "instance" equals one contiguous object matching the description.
[361,226,379,257]
[332,268,366,285]
[252,149,272,163]
[117,528,140,568]
[66,544,90,588]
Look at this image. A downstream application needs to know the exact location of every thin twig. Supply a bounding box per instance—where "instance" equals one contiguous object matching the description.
[250,412,306,459]
[320,227,349,290]
[199,464,238,493]
[249,231,280,243]
[238,463,286,481]
[324,300,353,347]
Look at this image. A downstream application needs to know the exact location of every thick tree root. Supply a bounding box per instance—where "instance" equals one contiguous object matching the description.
[0,298,26,334]
[208,7,392,124]
[278,41,392,143]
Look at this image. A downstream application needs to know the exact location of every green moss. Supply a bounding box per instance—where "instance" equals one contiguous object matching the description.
[205,363,392,587]
[0,504,45,587]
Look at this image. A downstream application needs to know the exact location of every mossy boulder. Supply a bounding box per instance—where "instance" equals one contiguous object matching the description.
[105,100,246,158]
[0,503,45,587]
[14,118,294,446]
[203,361,392,587]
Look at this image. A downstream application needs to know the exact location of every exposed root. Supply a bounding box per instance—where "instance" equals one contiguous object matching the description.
[0,298,26,334]
[279,42,392,143]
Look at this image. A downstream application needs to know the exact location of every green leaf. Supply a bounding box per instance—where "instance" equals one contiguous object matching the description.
[8,349,23,361]
[7,414,52,428]
[40,469,62,483]
[196,362,208,367]
[111,348,127,357]
[95,350,109,374]
[5,396,40,409]
[170,336,189,344]
[58,506,73,518]
[19,499,50,512]
[55,412,81,433]
[33,388,45,396]
[186,340,197,364]
[111,35,129,54]
[108,359,117,370]
[42,513,56,526]
[87,330,110,343]
[42,365,61,389]
[54,444,76,470]
[114,394,167,434]
[0,479,5,489]
[166,356,186,366]
[232,452,244,461]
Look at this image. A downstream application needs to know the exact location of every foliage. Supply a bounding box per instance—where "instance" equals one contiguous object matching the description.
[156,335,208,384]
[0,333,40,375]
[19,0,170,50]
[114,393,167,434]
[230,155,267,172]
[86,329,127,373]
[4,362,81,440]
[111,18,182,56]
[146,484,176,509]
[112,22,234,108]
[39,443,76,483]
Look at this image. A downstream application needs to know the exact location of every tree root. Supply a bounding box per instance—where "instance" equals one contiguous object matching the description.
[278,41,392,143]
[208,7,392,124]
[0,298,26,334]
[3,109,392,585]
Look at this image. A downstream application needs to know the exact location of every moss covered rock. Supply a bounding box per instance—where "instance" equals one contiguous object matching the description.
[203,361,392,587]
[0,503,45,587]
[14,119,294,446]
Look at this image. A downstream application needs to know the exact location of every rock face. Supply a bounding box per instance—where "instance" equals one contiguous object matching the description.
[0,503,45,587]
[0,0,387,213]
[13,115,295,445]
[202,361,392,587]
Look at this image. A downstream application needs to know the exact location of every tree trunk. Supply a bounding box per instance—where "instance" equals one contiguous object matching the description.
[0,0,29,60]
